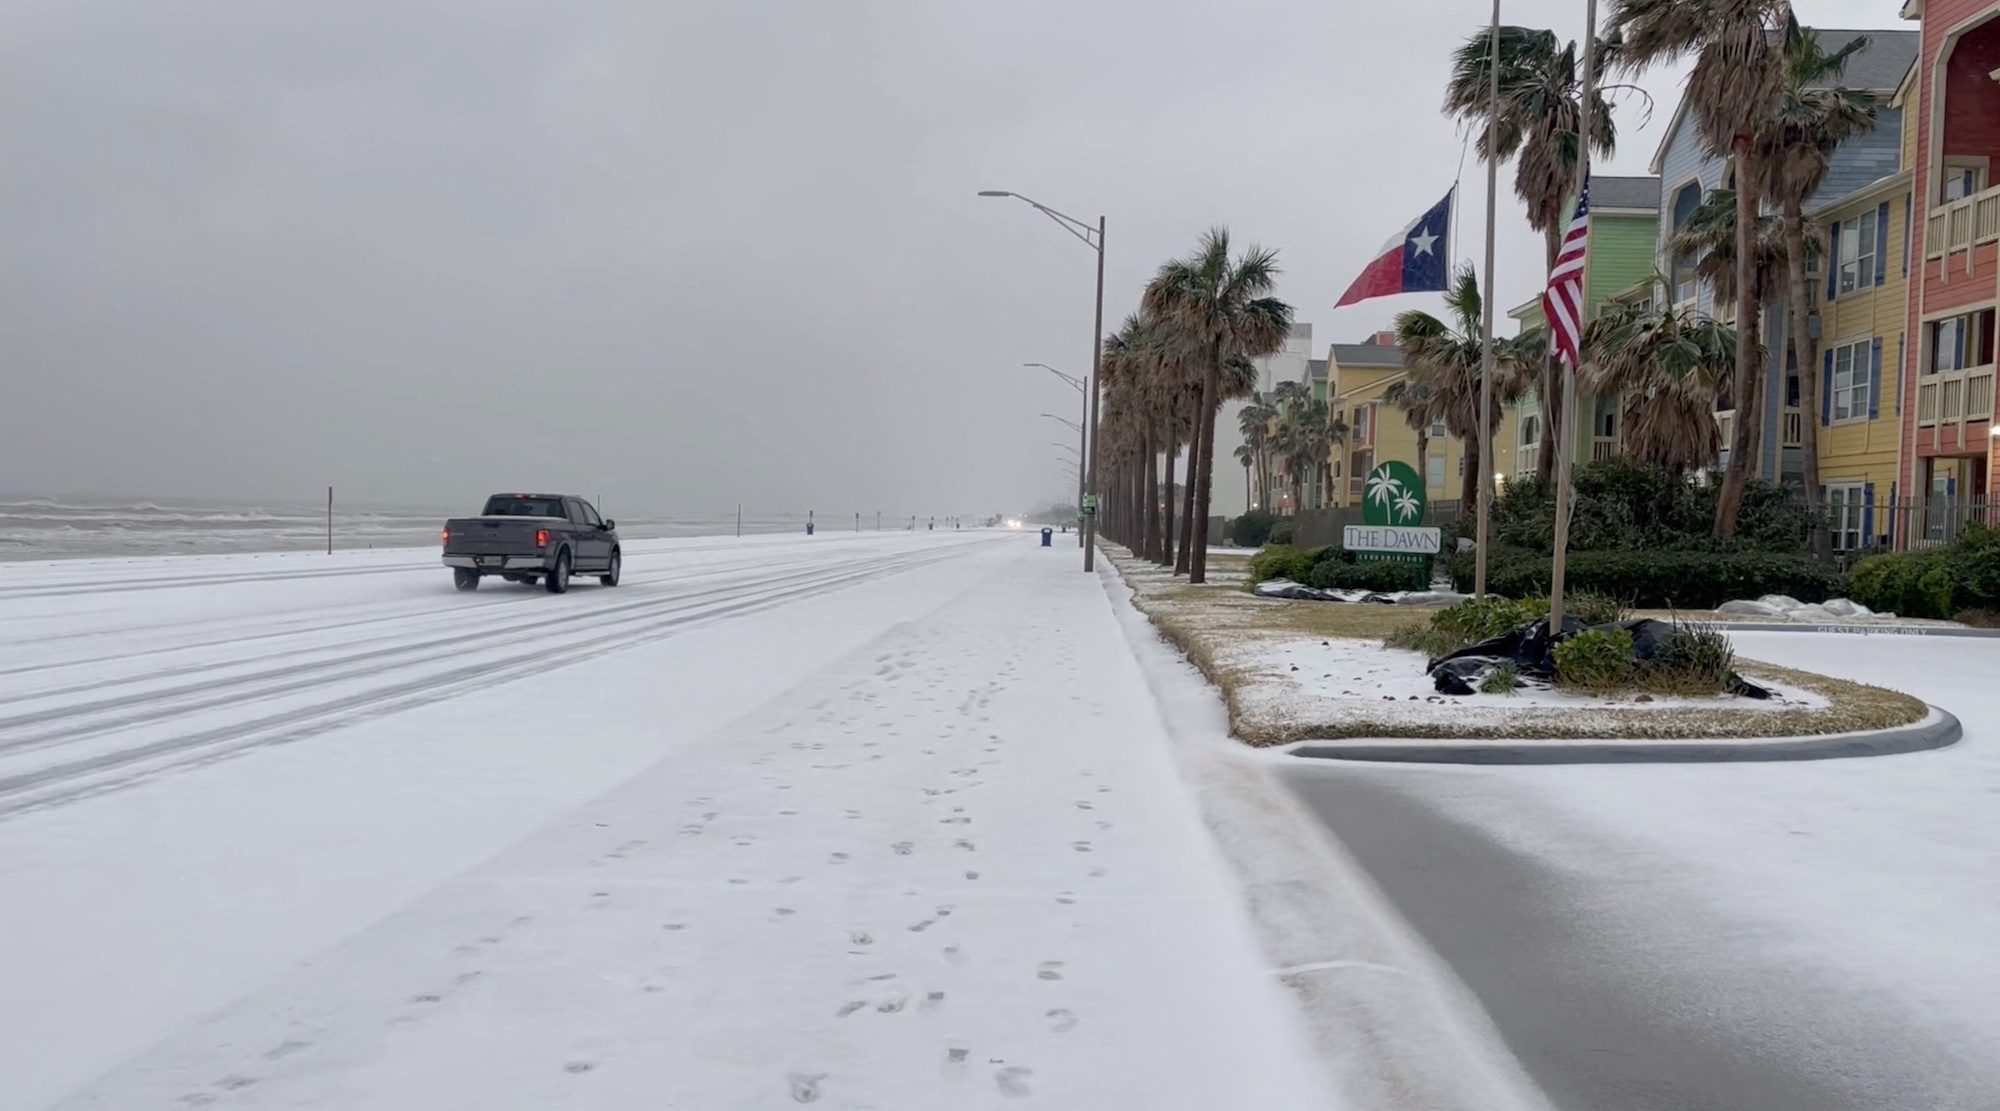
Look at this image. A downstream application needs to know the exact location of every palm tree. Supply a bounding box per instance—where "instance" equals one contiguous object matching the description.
[1233,443,1256,514]
[1670,188,1789,517]
[1385,379,1439,494]
[1585,288,1743,479]
[1445,24,1628,483]
[1610,0,1799,536]
[1320,404,1350,508]
[1144,229,1294,583]
[1756,28,1876,550]
[1394,265,1534,512]
[1237,399,1277,511]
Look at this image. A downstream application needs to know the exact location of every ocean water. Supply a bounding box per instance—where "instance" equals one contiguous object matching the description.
[0,498,825,562]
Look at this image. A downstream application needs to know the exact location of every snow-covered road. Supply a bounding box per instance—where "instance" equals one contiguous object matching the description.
[1,533,1327,1109]
[1283,631,2000,1110]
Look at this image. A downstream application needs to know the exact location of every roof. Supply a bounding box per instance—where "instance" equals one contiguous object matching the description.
[1307,358,1328,380]
[1592,175,1660,212]
[1326,343,1403,369]
[1647,28,1920,174]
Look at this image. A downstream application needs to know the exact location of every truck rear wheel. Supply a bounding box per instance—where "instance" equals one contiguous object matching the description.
[453,568,480,591]
[544,550,571,594]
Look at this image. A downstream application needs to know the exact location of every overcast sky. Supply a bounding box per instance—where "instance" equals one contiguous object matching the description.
[0,0,1900,515]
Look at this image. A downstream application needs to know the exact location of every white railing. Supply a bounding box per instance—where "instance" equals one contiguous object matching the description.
[1782,408,1803,447]
[1591,437,1618,463]
[1716,409,1735,448]
[1916,364,1996,426]
[1516,444,1540,477]
[1926,184,2000,260]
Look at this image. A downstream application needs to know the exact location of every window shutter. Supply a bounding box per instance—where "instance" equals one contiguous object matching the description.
[1863,483,1875,548]
[1869,338,1883,420]
[1822,350,1835,426]
[1874,204,1890,286]
[1827,223,1840,300]
[1902,196,1912,277]
[1895,333,1905,415]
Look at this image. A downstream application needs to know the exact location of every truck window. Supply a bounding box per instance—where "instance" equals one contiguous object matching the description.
[577,501,604,528]
[481,496,567,518]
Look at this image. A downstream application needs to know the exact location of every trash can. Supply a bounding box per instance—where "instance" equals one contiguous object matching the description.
[1040,528,1053,547]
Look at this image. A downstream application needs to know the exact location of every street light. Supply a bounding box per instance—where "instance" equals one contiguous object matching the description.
[1025,362,1086,393]
[1041,412,1083,434]
[1052,442,1080,456]
[981,190,1107,569]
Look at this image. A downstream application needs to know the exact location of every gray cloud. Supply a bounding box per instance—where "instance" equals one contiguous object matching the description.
[0,0,1894,515]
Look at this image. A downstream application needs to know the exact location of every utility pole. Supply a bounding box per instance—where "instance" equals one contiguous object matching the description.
[326,486,333,555]
[1476,0,1501,600]
[736,503,741,538]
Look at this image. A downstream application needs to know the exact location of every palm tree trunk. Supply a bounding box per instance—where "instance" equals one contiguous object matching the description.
[1716,143,1762,538]
[1539,225,1563,484]
[1130,458,1144,551]
[1190,345,1222,584]
[1461,424,1482,515]
[1177,399,1201,575]
[1415,432,1430,501]
[1785,200,1828,559]
[1160,432,1179,566]
[1145,431,1163,561]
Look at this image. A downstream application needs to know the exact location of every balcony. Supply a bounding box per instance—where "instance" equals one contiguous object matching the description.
[1926,184,2000,262]
[1515,444,1540,477]
[1916,365,1997,427]
[1591,437,1618,463]
[1782,408,1803,448]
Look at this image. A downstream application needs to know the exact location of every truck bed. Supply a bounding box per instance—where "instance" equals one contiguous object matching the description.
[441,516,559,557]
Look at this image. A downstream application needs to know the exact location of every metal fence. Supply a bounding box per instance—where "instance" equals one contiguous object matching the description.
[1832,497,1994,564]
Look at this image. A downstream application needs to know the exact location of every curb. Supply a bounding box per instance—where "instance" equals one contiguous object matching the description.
[1098,561,1556,1111]
[1283,706,1962,765]
[1722,622,2000,638]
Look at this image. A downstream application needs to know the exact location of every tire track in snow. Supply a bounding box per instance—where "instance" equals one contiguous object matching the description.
[0,543,980,818]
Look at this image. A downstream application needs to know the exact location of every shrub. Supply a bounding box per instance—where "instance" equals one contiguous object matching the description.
[1844,533,2000,620]
[1552,627,1637,691]
[1563,590,1631,626]
[1230,511,1278,548]
[1270,521,1296,546]
[1249,545,1317,584]
[1457,548,1844,609]
[1305,559,1430,593]
[1479,662,1523,695]
[1492,459,1812,555]
[1646,622,1735,693]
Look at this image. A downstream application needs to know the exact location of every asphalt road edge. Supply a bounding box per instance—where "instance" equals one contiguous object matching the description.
[1278,705,1963,765]
[1098,563,1557,1111]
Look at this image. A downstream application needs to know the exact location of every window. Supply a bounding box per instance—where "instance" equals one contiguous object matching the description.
[1941,160,1986,203]
[1826,483,1865,552]
[1426,454,1446,492]
[1927,309,1997,374]
[1670,182,1703,303]
[577,500,604,528]
[1519,413,1541,447]
[1430,419,1447,439]
[1830,340,1871,422]
[1835,212,1877,295]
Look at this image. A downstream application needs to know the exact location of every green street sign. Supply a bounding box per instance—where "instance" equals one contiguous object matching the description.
[1082,495,1099,514]
[1354,460,1438,572]
[1361,461,1426,526]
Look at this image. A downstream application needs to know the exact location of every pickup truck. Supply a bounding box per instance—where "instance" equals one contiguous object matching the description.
[441,494,621,593]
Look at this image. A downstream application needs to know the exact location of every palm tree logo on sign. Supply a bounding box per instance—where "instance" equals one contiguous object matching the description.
[1362,461,1426,527]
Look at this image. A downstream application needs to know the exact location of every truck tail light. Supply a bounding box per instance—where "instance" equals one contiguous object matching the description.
[440,528,450,546]
[536,529,549,549]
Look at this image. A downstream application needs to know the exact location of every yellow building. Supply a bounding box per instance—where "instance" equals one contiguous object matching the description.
[1319,332,1517,510]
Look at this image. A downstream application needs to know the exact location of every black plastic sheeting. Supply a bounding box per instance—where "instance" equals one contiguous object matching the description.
[1428,617,1773,699]
[1255,581,1403,605]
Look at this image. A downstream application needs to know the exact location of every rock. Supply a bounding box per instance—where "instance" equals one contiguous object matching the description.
[1717,600,1787,617]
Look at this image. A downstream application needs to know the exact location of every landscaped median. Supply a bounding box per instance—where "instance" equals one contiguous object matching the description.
[1106,549,1943,759]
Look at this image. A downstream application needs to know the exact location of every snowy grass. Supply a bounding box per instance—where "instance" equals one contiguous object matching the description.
[1106,550,1927,746]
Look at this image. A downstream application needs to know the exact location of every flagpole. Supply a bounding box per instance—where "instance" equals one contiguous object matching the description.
[1547,0,1599,632]
[1475,0,1500,600]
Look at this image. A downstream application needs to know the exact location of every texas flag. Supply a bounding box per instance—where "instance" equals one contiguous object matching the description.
[1334,189,1454,308]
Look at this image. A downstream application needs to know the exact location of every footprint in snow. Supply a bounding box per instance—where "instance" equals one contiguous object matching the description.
[1045,1008,1079,1033]
[1037,961,1065,981]
[789,1072,826,1103]
[1072,841,1092,853]
[995,1065,1034,1098]
[891,841,914,856]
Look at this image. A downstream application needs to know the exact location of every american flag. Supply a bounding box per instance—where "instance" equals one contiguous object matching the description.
[1543,180,1591,368]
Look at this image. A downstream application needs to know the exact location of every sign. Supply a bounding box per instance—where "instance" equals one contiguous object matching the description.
[1360,461,1427,527]
[1082,495,1099,515]
[1354,460,1437,570]
[1344,524,1443,554]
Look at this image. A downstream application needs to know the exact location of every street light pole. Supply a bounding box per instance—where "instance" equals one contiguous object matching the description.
[981,192,1106,571]
[1028,366,1089,528]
